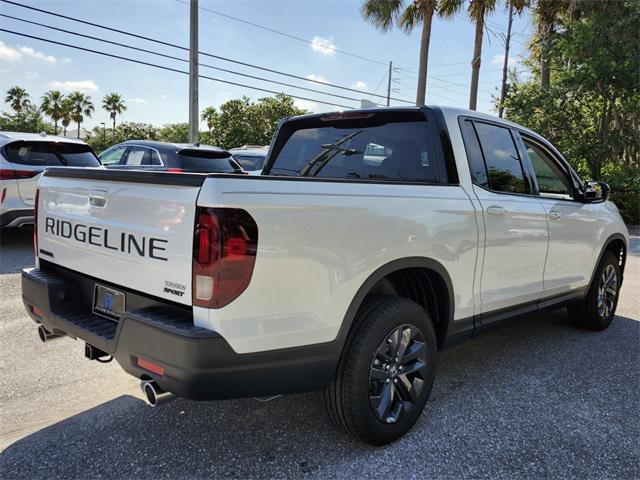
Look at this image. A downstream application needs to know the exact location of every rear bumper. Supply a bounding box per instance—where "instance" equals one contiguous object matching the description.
[22,265,338,400]
[1,208,34,228]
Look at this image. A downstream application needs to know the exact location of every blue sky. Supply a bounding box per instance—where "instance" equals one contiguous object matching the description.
[0,0,533,130]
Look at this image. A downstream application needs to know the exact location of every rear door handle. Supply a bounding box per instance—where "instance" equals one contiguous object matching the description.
[486,205,506,216]
[549,209,562,220]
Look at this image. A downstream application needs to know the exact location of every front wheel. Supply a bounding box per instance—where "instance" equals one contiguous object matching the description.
[324,296,437,445]
[569,250,621,331]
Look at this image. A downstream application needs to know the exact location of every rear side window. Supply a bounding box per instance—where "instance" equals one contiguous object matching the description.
[473,122,527,194]
[4,141,100,167]
[268,113,445,183]
[178,150,238,172]
[233,154,266,171]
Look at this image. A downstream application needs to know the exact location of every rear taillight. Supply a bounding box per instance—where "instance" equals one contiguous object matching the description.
[165,168,183,173]
[192,207,258,308]
[33,189,39,257]
[0,168,41,179]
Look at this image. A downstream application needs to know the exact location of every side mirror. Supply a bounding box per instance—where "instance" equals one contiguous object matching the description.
[583,180,610,203]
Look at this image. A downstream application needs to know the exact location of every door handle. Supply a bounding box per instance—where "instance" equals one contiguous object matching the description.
[548,209,562,220]
[486,205,506,216]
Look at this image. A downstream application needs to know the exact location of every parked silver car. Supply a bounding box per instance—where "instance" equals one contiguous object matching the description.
[229,145,269,175]
[0,132,100,228]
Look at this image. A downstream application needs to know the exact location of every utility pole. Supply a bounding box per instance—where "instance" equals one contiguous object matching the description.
[498,0,514,118]
[386,61,392,106]
[189,0,199,145]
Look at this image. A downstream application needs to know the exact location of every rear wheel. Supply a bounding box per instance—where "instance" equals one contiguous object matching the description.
[324,296,437,445]
[569,250,621,331]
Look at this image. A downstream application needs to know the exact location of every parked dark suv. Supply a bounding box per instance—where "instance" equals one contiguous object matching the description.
[98,140,244,174]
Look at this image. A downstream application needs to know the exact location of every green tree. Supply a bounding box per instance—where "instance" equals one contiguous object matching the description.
[68,91,95,138]
[40,90,65,134]
[201,94,306,150]
[361,0,441,106]
[102,93,127,132]
[501,0,639,223]
[5,86,31,113]
[0,105,53,133]
[60,97,74,136]
[158,123,189,143]
[201,106,217,132]
[440,0,498,110]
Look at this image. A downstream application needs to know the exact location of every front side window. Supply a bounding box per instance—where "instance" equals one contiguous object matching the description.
[524,140,573,199]
[269,114,444,183]
[474,122,527,194]
[5,141,100,167]
[99,145,127,165]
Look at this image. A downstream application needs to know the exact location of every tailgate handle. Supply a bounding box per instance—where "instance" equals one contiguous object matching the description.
[89,194,107,207]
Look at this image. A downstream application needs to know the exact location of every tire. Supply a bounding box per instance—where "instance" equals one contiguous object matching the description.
[324,295,438,445]
[568,250,621,331]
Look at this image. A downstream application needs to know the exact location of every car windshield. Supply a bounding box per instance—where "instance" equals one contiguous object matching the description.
[4,141,100,167]
[178,150,239,172]
[232,154,266,171]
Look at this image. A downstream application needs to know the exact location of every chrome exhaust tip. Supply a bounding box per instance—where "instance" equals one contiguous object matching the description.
[140,381,173,407]
[38,325,65,343]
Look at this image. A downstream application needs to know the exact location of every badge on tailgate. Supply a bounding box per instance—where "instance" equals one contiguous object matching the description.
[93,285,126,321]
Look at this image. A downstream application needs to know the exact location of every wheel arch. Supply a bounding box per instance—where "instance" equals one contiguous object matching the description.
[335,257,455,353]
[589,233,628,290]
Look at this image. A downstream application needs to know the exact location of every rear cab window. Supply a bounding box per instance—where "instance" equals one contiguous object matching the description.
[4,141,100,167]
[266,110,450,184]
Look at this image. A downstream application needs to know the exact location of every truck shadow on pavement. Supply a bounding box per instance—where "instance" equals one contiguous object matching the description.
[1,310,639,479]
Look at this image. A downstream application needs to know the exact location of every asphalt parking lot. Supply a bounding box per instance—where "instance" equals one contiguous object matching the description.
[1,227,638,479]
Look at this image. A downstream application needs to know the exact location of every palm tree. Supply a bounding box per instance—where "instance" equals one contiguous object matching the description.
[5,86,31,113]
[68,91,95,139]
[440,0,499,111]
[361,0,440,106]
[498,0,529,117]
[102,93,126,133]
[532,0,564,89]
[201,106,217,132]
[40,90,65,134]
[60,98,74,137]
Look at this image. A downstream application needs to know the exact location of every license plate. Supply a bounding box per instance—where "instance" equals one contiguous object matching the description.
[93,285,126,321]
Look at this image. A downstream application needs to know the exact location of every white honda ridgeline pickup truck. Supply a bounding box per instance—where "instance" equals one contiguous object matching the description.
[23,107,628,445]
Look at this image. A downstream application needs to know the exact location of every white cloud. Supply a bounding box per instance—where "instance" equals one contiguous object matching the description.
[24,71,39,80]
[0,42,22,62]
[492,54,505,66]
[49,79,99,92]
[294,99,317,112]
[128,97,148,104]
[20,46,56,64]
[159,94,168,99]
[61,57,72,65]
[351,81,368,91]
[306,74,330,84]
[311,36,336,55]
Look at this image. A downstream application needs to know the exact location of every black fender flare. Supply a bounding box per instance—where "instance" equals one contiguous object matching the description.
[333,257,455,356]
[586,233,628,291]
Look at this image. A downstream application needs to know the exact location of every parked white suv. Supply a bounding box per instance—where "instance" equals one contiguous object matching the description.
[22,107,628,445]
[0,132,100,228]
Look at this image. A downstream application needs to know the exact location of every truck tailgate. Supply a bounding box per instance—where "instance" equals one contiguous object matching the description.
[36,168,204,306]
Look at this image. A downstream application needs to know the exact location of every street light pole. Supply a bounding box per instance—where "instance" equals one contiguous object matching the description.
[189,0,199,145]
[101,122,106,142]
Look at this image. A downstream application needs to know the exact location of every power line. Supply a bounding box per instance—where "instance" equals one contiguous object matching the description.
[0,13,380,106]
[0,28,356,110]
[0,0,413,104]
[173,0,389,67]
